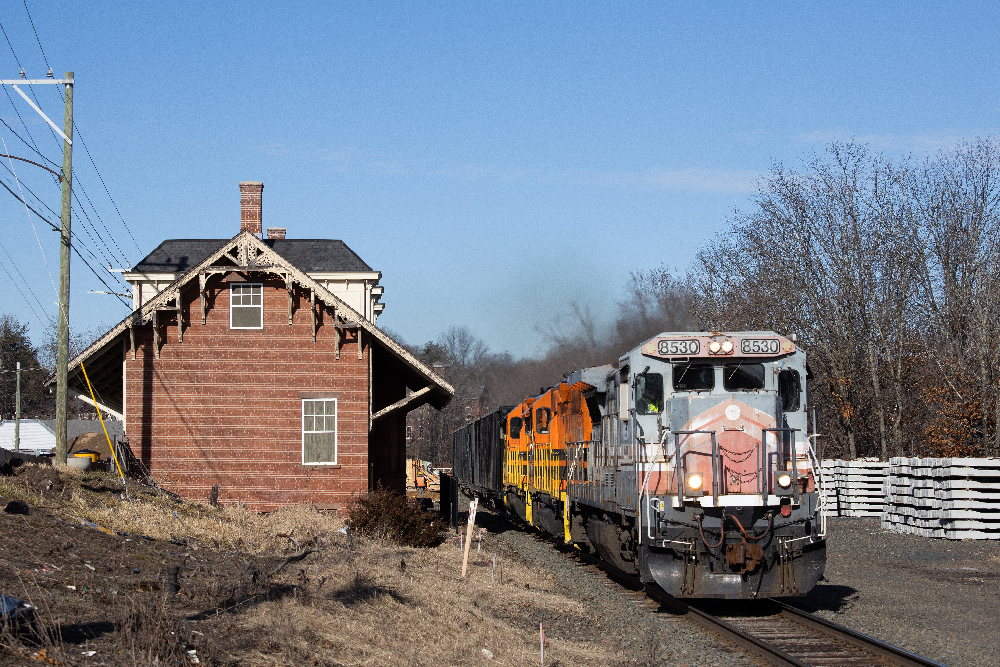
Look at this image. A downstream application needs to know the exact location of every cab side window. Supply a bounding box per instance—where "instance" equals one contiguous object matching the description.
[636,373,664,413]
[509,417,523,439]
[779,369,801,412]
[536,408,552,433]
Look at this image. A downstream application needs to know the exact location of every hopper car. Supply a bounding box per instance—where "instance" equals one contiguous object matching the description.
[452,331,826,599]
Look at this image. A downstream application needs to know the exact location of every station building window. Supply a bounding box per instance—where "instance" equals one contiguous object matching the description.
[230,283,263,329]
[302,398,337,464]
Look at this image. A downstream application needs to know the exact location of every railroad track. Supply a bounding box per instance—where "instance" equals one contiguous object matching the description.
[537,534,948,667]
[672,598,948,667]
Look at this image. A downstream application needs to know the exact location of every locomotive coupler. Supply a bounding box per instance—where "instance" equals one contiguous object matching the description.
[725,537,764,574]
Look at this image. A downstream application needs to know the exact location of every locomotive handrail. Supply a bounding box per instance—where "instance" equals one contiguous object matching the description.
[762,428,801,500]
[641,429,672,544]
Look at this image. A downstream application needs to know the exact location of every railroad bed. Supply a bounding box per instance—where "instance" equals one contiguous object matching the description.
[475,503,998,667]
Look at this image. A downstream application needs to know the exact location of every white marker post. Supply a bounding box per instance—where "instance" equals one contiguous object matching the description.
[461,498,478,577]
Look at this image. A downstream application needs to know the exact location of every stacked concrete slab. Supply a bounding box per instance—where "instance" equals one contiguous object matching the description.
[819,459,889,517]
[882,457,1000,540]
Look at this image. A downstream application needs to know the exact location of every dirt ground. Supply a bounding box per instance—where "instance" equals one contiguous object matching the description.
[0,464,673,667]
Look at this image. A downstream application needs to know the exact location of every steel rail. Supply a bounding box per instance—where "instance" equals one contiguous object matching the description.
[777,603,949,667]
[557,537,946,667]
[502,509,947,667]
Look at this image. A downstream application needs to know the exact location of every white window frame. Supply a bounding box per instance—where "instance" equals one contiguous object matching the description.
[230,283,263,329]
[302,398,338,465]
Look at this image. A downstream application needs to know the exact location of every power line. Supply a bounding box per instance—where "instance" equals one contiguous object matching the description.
[74,126,142,259]
[0,127,56,295]
[71,169,131,268]
[15,3,142,265]
[20,3,142,264]
[0,19,48,161]
[21,1,48,71]
[0,238,51,325]
[0,171,128,282]
[0,175,131,307]
[71,187,129,273]
[0,117,57,167]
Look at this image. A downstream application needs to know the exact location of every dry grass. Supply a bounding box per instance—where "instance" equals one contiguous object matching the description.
[0,464,340,554]
[0,465,633,666]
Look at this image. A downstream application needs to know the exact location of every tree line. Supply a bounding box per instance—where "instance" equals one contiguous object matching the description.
[409,138,1000,464]
[0,316,103,420]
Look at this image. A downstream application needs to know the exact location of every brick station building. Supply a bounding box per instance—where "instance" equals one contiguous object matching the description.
[60,182,453,510]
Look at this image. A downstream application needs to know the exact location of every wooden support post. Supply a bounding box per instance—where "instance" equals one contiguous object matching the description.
[310,289,316,342]
[461,498,478,577]
[286,274,293,325]
[128,322,135,360]
[357,328,363,360]
[176,294,184,343]
[199,273,207,324]
[152,310,160,360]
[334,314,341,360]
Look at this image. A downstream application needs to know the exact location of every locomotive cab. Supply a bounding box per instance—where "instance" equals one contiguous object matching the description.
[624,332,826,598]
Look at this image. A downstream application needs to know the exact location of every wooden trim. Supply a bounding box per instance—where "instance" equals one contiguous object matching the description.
[59,231,455,401]
[176,294,184,343]
[298,391,341,399]
[152,310,160,359]
[310,289,317,342]
[199,273,207,324]
[371,386,432,423]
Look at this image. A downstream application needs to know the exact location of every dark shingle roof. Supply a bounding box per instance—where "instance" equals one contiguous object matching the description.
[131,239,373,273]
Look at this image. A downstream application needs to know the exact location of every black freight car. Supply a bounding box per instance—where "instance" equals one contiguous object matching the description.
[451,406,512,499]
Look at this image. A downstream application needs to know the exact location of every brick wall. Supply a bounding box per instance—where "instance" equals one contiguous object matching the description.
[124,273,371,511]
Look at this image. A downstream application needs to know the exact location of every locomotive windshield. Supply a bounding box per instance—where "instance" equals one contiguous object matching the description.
[673,363,714,391]
[636,373,663,413]
[723,363,765,391]
[509,417,522,438]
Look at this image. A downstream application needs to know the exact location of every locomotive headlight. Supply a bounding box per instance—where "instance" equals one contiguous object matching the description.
[777,473,793,489]
[708,341,722,353]
[686,472,704,493]
[721,340,734,353]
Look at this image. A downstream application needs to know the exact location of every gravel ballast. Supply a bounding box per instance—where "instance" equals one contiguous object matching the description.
[787,517,1000,667]
[472,506,999,667]
[477,509,756,667]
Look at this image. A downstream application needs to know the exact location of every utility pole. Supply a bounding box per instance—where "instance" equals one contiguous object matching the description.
[14,361,20,452]
[0,70,74,465]
[55,72,73,466]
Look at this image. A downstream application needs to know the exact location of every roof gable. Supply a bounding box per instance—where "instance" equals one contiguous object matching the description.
[58,231,453,408]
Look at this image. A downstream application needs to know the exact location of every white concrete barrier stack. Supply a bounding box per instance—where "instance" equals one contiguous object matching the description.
[819,459,889,517]
[882,457,1000,540]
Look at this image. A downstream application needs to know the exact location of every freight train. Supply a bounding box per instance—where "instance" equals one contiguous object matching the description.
[451,331,826,598]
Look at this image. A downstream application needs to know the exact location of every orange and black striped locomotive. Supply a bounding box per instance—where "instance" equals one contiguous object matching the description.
[452,331,826,599]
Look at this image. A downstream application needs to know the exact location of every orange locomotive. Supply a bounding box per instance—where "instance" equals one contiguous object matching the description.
[453,331,827,599]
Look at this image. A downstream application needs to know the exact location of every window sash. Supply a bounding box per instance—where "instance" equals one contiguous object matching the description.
[230,284,263,329]
[302,398,337,464]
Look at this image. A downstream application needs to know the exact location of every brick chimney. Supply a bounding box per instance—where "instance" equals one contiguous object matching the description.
[266,227,286,240]
[239,181,263,235]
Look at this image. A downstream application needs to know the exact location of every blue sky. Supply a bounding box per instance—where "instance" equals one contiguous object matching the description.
[1,2,998,358]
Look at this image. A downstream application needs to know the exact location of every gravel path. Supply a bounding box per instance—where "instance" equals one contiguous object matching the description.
[786,517,1000,667]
